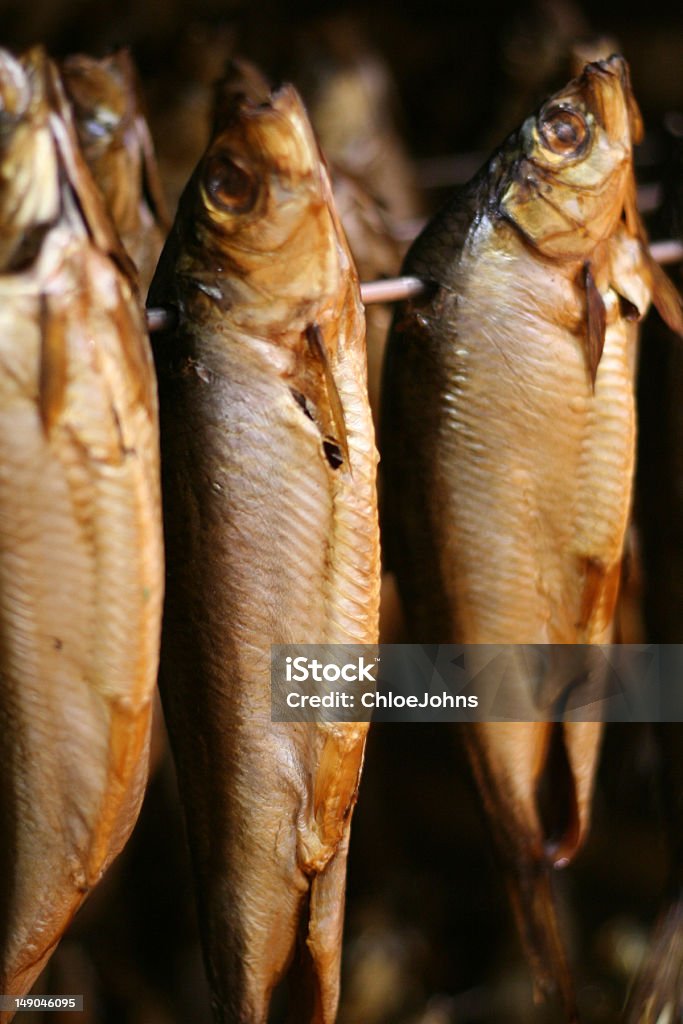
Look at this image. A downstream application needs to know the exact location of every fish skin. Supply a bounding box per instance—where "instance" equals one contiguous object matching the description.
[0,46,163,1014]
[148,83,379,1023]
[380,56,656,1017]
[61,48,170,293]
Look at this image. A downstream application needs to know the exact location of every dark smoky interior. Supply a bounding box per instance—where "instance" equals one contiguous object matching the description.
[2,1,683,1022]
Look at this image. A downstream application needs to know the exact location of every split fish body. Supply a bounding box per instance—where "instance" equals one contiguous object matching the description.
[0,47,163,1012]
[149,84,379,1023]
[381,55,683,1017]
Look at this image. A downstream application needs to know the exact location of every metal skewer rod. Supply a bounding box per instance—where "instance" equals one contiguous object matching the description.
[359,276,426,304]
[145,240,683,331]
[650,239,683,265]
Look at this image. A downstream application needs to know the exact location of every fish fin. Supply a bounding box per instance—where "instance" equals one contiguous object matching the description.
[287,727,365,1023]
[298,323,350,471]
[287,834,350,1024]
[577,556,622,636]
[38,295,68,436]
[135,113,171,233]
[462,722,578,1019]
[620,58,644,146]
[312,729,365,852]
[623,175,683,337]
[650,257,683,338]
[583,261,606,390]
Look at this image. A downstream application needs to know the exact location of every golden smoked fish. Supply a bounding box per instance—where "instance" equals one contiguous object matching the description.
[0,47,163,1012]
[380,55,683,1018]
[148,85,379,1023]
[61,49,169,292]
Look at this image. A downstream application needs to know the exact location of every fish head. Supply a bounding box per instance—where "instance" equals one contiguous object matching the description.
[0,46,61,270]
[500,54,642,260]
[212,57,272,129]
[61,52,131,161]
[0,46,134,279]
[60,50,160,246]
[179,83,347,323]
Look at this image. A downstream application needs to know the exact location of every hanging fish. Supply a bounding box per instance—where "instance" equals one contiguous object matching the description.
[294,15,422,225]
[0,46,163,1013]
[61,48,169,292]
[148,83,380,1022]
[380,54,683,1019]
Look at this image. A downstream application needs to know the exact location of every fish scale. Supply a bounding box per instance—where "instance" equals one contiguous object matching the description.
[430,225,636,644]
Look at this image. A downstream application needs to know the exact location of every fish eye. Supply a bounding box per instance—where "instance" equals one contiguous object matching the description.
[539,106,588,155]
[204,152,257,214]
[81,115,112,140]
[73,101,121,144]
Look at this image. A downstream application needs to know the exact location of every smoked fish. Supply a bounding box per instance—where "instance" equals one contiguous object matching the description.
[0,47,163,1011]
[61,49,169,292]
[148,84,380,1023]
[380,55,683,1018]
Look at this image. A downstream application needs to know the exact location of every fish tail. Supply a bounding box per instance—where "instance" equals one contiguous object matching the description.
[287,832,351,1024]
[505,854,578,1021]
[192,848,304,1024]
[462,723,579,1021]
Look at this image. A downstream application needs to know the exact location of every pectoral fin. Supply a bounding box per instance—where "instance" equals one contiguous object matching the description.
[583,261,607,390]
[622,177,683,338]
[38,295,68,436]
[649,257,683,338]
[292,323,350,470]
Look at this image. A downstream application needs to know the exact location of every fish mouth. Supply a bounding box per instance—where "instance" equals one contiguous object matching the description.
[213,83,321,185]
[579,53,642,145]
[196,81,326,257]
[61,54,130,146]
